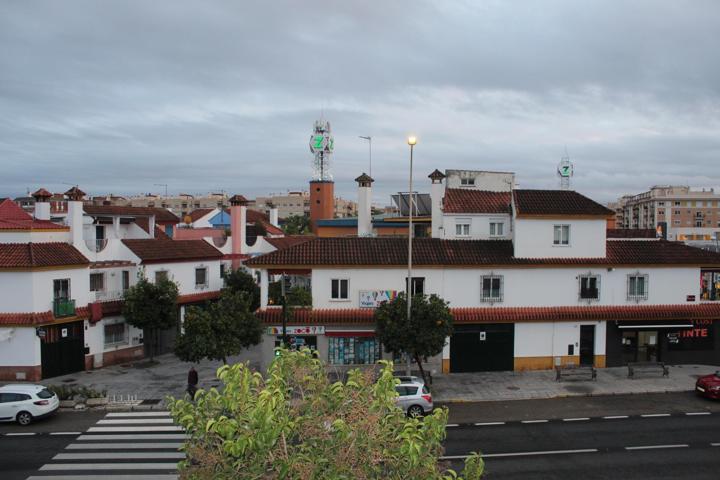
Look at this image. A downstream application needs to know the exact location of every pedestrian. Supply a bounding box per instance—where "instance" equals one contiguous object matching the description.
[187,366,199,399]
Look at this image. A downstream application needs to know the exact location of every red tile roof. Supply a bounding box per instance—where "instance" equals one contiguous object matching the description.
[122,239,223,264]
[84,205,179,224]
[186,208,214,223]
[133,218,172,239]
[0,305,89,326]
[255,304,720,325]
[0,199,68,231]
[513,190,615,217]
[264,235,314,250]
[178,290,222,304]
[89,260,136,269]
[607,229,657,239]
[0,243,89,269]
[245,238,720,268]
[443,189,511,214]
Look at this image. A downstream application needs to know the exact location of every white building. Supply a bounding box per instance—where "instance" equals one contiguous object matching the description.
[247,170,720,374]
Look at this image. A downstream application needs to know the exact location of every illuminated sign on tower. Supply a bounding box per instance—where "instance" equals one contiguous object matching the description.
[309,119,334,181]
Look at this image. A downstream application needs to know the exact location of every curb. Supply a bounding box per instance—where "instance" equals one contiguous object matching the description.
[435,388,695,404]
[59,402,168,413]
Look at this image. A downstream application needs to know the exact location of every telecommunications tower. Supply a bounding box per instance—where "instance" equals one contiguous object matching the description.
[309,119,334,181]
[557,150,573,190]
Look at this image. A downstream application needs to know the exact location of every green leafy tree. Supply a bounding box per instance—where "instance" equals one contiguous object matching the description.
[223,268,260,310]
[269,282,312,306]
[375,293,454,383]
[174,291,263,364]
[169,349,483,479]
[282,214,311,235]
[122,274,179,360]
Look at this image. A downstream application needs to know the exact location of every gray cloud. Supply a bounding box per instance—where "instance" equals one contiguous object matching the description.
[1,0,719,205]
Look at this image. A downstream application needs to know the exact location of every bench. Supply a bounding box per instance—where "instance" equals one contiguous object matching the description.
[555,364,597,381]
[627,362,669,378]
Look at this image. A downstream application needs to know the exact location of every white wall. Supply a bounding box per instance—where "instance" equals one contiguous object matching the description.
[442,214,512,240]
[513,218,606,258]
[514,321,606,358]
[144,259,224,295]
[445,170,514,191]
[0,327,40,366]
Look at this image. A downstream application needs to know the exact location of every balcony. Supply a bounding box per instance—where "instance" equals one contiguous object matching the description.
[94,290,125,301]
[53,298,76,317]
[85,239,109,253]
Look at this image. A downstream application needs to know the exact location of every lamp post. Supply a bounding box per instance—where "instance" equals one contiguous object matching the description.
[359,136,372,177]
[406,136,417,375]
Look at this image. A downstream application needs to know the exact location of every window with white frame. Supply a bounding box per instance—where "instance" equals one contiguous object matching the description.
[455,218,471,237]
[331,278,349,300]
[481,275,503,302]
[121,270,130,291]
[627,273,649,301]
[104,319,128,346]
[553,225,570,245]
[89,273,105,292]
[460,177,475,186]
[579,274,600,301]
[195,267,208,288]
[490,221,504,237]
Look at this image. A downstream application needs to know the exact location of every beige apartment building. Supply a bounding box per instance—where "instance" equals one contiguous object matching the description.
[614,186,720,244]
[121,193,228,219]
[254,191,357,220]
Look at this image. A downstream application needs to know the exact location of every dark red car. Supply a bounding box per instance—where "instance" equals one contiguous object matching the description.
[695,371,720,399]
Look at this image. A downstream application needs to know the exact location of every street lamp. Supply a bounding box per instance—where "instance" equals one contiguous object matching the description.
[406,136,417,375]
[359,136,372,177]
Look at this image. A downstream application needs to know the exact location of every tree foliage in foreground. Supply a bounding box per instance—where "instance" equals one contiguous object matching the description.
[375,293,454,382]
[169,349,483,479]
[222,267,260,311]
[174,291,262,364]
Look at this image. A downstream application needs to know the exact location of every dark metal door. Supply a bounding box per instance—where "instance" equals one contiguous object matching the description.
[580,325,595,366]
[450,324,514,372]
[40,322,85,379]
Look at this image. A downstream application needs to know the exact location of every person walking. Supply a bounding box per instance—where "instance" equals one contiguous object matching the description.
[187,366,199,399]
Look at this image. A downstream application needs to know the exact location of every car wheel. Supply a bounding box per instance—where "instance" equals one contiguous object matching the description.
[16,411,33,426]
[407,405,424,417]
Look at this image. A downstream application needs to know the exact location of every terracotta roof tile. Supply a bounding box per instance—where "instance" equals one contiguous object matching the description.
[0,243,89,268]
[178,290,222,304]
[0,199,68,230]
[265,235,314,250]
[84,205,179,223]
[122,239,222,264]
[607,228,657,239]
[186,208,214,223]
[0,305,90,326]
[246,237,720,267]
[443,189,511,214]
[513,189,614,217]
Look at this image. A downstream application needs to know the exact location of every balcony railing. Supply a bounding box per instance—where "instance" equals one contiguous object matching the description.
[85,239,109,253]
[94,290,125,301]
[53,298,76,317]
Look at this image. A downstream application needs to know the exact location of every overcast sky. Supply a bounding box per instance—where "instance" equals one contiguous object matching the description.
[2,0,719,205]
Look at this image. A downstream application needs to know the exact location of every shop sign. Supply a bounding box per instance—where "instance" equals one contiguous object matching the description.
[667,319,713,351]
[686,295,696,302]
[359,290,398,308]
[36,327,46,338]
[267,326,325,335]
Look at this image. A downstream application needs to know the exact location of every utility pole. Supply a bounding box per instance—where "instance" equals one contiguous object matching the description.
[406,136,417,376]
[154,184,168,196]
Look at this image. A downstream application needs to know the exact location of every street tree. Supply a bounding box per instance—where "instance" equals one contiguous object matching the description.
[281,214,311,235]
[174,291,263,364]
[168,348,484,479]
[122,274,179,360]
[375,293,454,383]
[222,267,260,310]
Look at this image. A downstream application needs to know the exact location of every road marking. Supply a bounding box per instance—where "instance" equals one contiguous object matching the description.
[41,463,179,471]
[710,443,720,447]
[446,423,459,427]
[640,414,671,418]
[106,411,172,417]
[50,432,81,435]
[67,442,184,450]
[441,448,598,460]
[54,452,185,460]
[521,420,549,424]
[603,415,629,419]
[5,432,36,436]
[98,418,175,424]
[88,426,184,432]
[474,422,505,426]
[625,444,688,451]
[562,418,590,422]
[77,434,187,441]
[685,412,711,416]
[28,476,178,480]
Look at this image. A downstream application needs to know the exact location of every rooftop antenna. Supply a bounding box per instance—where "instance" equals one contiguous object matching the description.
[154,184,168,196]
[557,147,573,190]
[309,119,334,181]
[359,136,372,177]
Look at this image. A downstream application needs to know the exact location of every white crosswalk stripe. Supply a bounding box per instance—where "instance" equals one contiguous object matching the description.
[25,411,183,480]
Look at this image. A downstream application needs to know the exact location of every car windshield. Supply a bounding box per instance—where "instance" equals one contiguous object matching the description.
[37,389,54,399]
[422,385,430,394]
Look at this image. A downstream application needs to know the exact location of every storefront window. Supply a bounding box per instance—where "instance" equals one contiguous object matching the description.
[328,336,380,365]
[700,270,720,301]
[275,335,317,351]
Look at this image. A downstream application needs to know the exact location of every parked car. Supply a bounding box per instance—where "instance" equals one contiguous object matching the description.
[0,384,59,425]
[394,381,433,417]
[695,371,720,400]
[394,375,425,385]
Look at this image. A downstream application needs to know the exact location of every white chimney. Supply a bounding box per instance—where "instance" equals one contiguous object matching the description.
[268,202,279,228]
[148,214,156,238]
[64,186,86,248]
[32,188,52,221]
[428,169,445,238]
[355,173,374,237]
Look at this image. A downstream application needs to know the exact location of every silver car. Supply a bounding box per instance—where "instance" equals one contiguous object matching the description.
[394,381,433,417]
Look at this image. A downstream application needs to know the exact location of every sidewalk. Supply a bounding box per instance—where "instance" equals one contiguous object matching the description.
[433,364,712,403]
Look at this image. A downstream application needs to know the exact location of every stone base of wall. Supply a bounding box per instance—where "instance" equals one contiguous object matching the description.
[103,345,145,366]
[514,355,607,371]
[0,365,42,382]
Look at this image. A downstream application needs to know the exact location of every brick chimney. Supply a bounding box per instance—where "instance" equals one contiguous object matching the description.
[229,194,247,268]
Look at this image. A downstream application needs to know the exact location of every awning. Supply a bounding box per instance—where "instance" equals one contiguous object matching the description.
[617,321,694,329]
[325,331,375,337]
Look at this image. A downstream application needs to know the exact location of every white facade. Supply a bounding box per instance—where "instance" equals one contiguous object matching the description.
[445,170,515,191]
[513,218,607,258]
[442,214,512,240]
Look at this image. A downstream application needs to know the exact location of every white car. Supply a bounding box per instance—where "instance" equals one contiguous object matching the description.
[394,381,433,417]
[0,384,59,425]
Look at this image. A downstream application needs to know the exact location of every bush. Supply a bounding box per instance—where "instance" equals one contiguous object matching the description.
[47,384,107,400]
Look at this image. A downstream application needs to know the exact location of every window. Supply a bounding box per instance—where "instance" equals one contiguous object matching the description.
[406,277,425,296]
[701,270,720,301]
[460,177,475,186]
[490,222,504,237]
[104,320,127,346]
[220,263,227,278]
[658,202,665,206]
[455,218,470,237]
[154,270,168,283]
[53,279,70,300]
[328,336,380,365]
[122,271,130,291]
[553,225,570,245]
[696,220,703,228]
[90,273,104,292]
[481,275,503,302]
[658,209,664,215]
[627,274,649,301]
[674,201,681,206]
[331,279,349,300]
[579,275,600,301]
[195,267,208,288]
